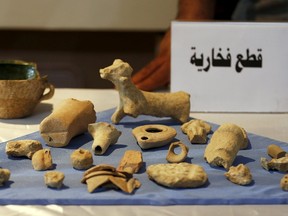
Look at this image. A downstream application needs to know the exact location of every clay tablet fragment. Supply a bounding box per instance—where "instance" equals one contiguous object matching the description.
[132,124,177,149]
[147,162,208,188]
[224,164,252,185]
[117,150,143,174]
[204,123,248,170]
[6,139,43,159]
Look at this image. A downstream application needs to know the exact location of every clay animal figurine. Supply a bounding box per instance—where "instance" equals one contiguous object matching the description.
[99,59,190,124]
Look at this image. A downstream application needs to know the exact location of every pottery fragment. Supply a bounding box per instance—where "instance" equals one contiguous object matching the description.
[0,168,11,186]
[181,119,211,144]
[204,123,248,170]
[280,174,288,191]
[117,150,143,174]
[70,148,93,170]
[132,124,177,149]
[166,141,189,163]
[224,164,252,185]
[267,144,286,159]
[99,59,190,124]
[146,162,208,188]
[260,157,288,172]
[31,149,53,171]
[6,139,43,159]
[44,171,65,189]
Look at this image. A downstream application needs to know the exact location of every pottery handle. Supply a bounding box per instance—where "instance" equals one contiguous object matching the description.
[40,82,55,101]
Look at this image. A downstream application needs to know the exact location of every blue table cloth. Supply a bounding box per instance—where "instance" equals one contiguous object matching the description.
[0,108,287,205]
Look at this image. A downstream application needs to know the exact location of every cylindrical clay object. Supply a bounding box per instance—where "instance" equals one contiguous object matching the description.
[204,123,248,170]
[40,98,96,147]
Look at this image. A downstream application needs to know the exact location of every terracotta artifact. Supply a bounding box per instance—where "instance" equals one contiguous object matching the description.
[0,60,54,118]
[0,168,11,186]
[44,171,65,189]
[261,157,288,172]
[70,148,93,170]
[224,164,252,185]
[117,150,143,174]
[147,162,208,188]
[31,149,53,171]
[181,119,211,144]
[40,98,96,147]
[81,164,141,194]
[132,124,177,149]
[204,123,248,170]
[99,59,190,124]
[88,122,121,155]
[280,174,288,191]
[166,141,189,163]
[6,139,43,159]
[267,144,286,159]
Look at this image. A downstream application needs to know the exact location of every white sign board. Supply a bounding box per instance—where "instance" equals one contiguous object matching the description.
[171,21,288,112]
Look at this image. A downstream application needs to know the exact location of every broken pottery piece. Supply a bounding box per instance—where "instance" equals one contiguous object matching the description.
[146,162,208,188]
[99,59,190,124]
[44,171,65,189]
[181,119,211,144]
[40,98,96,147]
[88,122,121,155]
[132,124,177,149]
[117,150,143,174]
[6,139,43,159]
[204,123,248,170]
[267,144,286,159]
[224,164,252,185]
[70,148,93,170]
[0,168,11,186]
[166,141,189,163]
[260,157,288,172]
[280,174,288,191]
[31,149,53,171]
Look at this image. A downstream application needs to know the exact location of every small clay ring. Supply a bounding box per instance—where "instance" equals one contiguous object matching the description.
[166,141,189,163]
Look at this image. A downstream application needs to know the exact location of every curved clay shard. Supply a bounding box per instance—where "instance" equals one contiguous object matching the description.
[166,141,189,163]
[99,59,190,124]
[204,123,248,170]
[0,168,11,186]
[181,119,211,144]
[6,139,43,159]
[132,124,177,149]
[146,162,208,188]
[40,98,96,147]
[70,148,93,170]
[44,171,65,189]
[224,164,252,185]
[88,122,121,155]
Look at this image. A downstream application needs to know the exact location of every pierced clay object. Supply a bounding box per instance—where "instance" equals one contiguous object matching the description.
[99,59,190,124]
[166,141,189,163]
[6,139,43,159]
[0,168,11,186]
[280,174,288,191]
[81,164,141,194]
[40,98,96,147]
[31,149,53,171]
[267,144,286,159]
[44,171,65,189]
[260,157,288,172]
[70,148,93,170]
[147,162,208,188]
[204,123,248,170]
[88,122,121,155]
[224,164,252,185]
[181,119,211,144]
[117,150,143,174]
[132,124,177,149]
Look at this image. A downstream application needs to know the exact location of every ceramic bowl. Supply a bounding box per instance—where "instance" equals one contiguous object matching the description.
[0,60,54,118]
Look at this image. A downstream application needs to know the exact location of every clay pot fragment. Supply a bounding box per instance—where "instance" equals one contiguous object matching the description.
[181,119,211,144]
[267,144,286,159]
[280,174,288,191]
[261,157,288,172]
[31,149,53,171]
[88,122,122,155]
[0,168,11,186]
[166,141,189,163]
[6,139,43,159]
[224,164,252,185]
[70,148,93,170]
[44,171,65,189]
[132,124,177,149]
[117,150,143,174]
